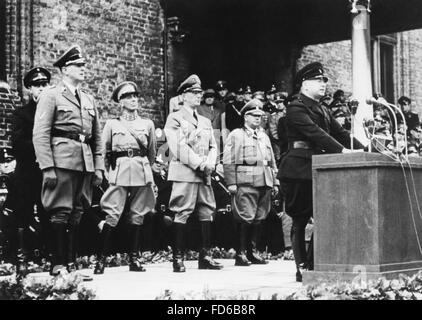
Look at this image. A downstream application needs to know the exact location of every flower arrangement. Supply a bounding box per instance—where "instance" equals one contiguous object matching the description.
[0,272,96,300]
[286,271,422,300]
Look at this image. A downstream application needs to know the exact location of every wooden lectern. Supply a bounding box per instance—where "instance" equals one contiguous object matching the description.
[303,152,422,284]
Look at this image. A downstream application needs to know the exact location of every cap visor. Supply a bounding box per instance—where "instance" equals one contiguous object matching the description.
[66,58,86,66]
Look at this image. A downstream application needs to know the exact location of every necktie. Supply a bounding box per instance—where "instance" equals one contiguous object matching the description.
[193,111,198,122]
[75,90,81,105]
[253,130,258,139]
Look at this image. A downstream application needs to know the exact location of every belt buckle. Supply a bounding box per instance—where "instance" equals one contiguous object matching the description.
[263,160,268,166]
[127,148,134,158]
[79,134,86,143]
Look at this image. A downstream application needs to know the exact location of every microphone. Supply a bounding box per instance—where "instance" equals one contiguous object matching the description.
[365,97,385,106]
[365,97,408,158]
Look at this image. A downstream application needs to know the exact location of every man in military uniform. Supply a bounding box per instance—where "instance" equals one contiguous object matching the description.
[33,45,104,278]
[398,96,420,133]
[197,89,222,131]
[94,81,156,274]
[243,86,253,103]
[223,99,279,266]
[221,88,245,147]
[278,62,364,282]
[214,80,228,113]
[268,92,288,165]
[198,89,224,161]
[164,74,223,272]
[11,67,51,276]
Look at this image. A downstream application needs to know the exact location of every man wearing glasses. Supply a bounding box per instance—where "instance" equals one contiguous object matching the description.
[223,99,279,267]
[277,62,364,282]
[33,45,104,279]
[11,67,51,276]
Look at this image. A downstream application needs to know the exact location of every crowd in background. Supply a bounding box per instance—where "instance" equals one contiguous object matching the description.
[177,80,421,164]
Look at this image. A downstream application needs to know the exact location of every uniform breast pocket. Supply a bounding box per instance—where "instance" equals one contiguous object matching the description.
[243,144,257,158]
[82,107,95,120]
[242,144,257,165]
[134,129,149,148]
[111,131,126,147]
[56,105,73,121]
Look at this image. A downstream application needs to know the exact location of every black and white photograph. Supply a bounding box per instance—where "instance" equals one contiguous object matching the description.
[1,0,422,305]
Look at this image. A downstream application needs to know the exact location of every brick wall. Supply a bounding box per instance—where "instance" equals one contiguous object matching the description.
[403,30,422,116]
[297,29,422,117]
[297,40,353,96]
[3,0,166,138]
[0,90,22,147]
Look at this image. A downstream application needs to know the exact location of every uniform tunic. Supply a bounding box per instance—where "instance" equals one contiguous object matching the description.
[11,99,45,227]
[164,106,217,224]
[278,93,364,217]
[223,126,279,224]
[33,81,104,225]
[100,117,156,227]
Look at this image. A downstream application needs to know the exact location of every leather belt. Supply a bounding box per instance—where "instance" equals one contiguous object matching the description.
[241,160,271,167]
[292,141,311,149]
[115,148,147,159]
[52,128,91,144]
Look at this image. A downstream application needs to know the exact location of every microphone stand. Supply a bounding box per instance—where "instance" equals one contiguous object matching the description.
[386,101,408,159]
[375,98,408,160]
[348,100,359,152]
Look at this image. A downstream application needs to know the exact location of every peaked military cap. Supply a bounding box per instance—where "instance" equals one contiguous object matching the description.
[225,92,236,103]
[23,67,51,89]
[0,147,14,163]
[236,87,244,95]
[240,99,264,116]
[295,62,328,86]
[53,45,86,69]
[203,88,216,98]
[244,86,252,94]
[215,80,227,91]
[177,74,203,94]
[275,91,288,102]
[252,91,265,101]
[266,84,277,95]
[112,81,140,103]
[398,95,411,105]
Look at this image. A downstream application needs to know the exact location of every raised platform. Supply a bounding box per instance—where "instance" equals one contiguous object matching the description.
[26,260,302,300]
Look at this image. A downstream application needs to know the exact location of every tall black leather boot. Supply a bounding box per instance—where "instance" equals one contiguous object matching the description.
[172,222,186,273]
[66,224,93,281]
[235,223,251,266]
[198,221,223,270]
[305,233,314,270]
[247,223,268,264]
[291,216,308,282]
[50,223,67,276]
[128,224,145,272]
[16,228,28,278]
[66,225,78,272]
[94,223,114,275]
